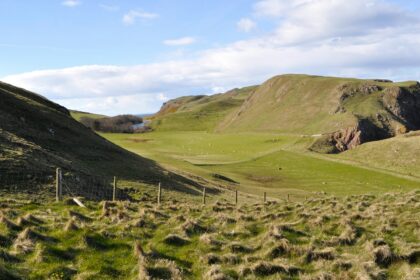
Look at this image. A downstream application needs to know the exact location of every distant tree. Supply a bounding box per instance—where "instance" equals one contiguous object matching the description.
[80,115,147,133]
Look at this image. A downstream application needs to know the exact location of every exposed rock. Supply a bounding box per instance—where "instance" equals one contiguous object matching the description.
[338,83,382,103]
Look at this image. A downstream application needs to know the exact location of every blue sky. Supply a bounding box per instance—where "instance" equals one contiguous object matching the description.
[1,0,420,115]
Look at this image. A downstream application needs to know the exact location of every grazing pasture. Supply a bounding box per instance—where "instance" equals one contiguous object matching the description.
[103,131,420,199]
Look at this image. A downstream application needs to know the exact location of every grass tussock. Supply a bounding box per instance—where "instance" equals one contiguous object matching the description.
[0,191,417,279]
[163,234,190,246]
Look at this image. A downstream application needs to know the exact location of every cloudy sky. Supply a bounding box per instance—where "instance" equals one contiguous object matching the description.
[1,0,420,115]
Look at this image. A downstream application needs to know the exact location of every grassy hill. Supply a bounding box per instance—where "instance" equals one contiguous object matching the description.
[0,81,206,195]
[97,74,420,197]
[151,86,257,131]
[150,74,420,154]
[219,74,420,152]
[336,131,420,178]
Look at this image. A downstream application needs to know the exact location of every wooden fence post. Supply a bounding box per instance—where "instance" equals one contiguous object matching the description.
[56,168,62,202]
[113,176,117,202]
[264,192,267,203]
[235,190,238,205]
[157,182,161,205]
[202,187,206,205]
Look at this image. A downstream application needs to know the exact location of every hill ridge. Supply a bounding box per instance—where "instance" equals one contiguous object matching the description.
[0,81,207,195]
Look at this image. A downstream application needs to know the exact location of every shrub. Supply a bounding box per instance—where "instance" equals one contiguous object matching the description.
[80,115,148,133]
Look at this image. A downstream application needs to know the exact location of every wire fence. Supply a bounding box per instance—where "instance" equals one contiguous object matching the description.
[0,170,55,194]
[0,168,297,204]
[0,168,131,201]
[60,172,131,201]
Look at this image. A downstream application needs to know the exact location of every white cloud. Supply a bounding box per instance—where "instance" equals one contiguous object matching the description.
[211,86,227,93]
[157,93,169,102]
[254,0,310,17]
[59,93,164,115]
[237,18,257,32]
[62,0,81,8]
[3,0,420,115]
[255,0,415,44]
[163,37,196,46]
[122,10,158,25]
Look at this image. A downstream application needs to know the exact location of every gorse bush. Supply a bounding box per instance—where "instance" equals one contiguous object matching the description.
[80,115,147,133]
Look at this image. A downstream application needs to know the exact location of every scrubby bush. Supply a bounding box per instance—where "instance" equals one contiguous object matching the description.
[80,115,150,133]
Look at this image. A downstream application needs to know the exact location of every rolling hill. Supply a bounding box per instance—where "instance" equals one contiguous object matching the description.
[143,74,420,182]
[0,81,204,195]
[152,74,420,153]
[219,74,420,152]
[151,86,257,131]
[337,130,420,178]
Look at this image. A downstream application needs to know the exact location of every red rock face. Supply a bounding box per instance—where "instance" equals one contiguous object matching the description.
[319,83,420,153]
[331,126,362,152]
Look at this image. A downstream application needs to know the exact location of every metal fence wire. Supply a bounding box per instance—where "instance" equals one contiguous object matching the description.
[0,168,130,201]
[61,172,130,201]
[0,170,55,193]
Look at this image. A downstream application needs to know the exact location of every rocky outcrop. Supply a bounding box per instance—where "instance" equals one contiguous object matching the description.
[338,83,382,103]
[314,83,420,153]
[331,126,362,152]
[326,118,391,153]
[311,118,392,153]
[382,84,420,131]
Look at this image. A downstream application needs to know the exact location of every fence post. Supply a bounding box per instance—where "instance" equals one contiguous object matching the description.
[113,176,117,202]
[202,187,206,205]
[235,190,238,206]
[56,168,62,202]
[157,182,161,205]
[287,194,290,202]
[264,192,267,203]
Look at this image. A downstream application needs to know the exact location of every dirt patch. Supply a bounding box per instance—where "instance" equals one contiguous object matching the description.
[212,174,239,184]
[127,138,153,143]
[246,175,280,183]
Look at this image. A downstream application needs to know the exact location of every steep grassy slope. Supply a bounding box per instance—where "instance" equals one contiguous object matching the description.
[0,81,203,194]
[151,86,257,131]
[219,75,420,153]
[0,191,418,279]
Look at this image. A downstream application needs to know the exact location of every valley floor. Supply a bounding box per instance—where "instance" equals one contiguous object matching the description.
[102,131,420,200]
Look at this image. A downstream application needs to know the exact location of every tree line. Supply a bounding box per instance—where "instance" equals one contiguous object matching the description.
[80,115,150,133]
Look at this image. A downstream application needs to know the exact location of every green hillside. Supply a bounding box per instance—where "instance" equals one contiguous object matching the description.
[219,75,420,153]
[219,75,419,133]
[70,110,107,121]
[150,75,420,154]
[151,86,257,131]
[336,131,420,178]
[0,81,205,195]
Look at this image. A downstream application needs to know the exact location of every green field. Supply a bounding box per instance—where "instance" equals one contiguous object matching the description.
[102,131,420,199]
[338,131,420,178]
[70,110,107,121]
